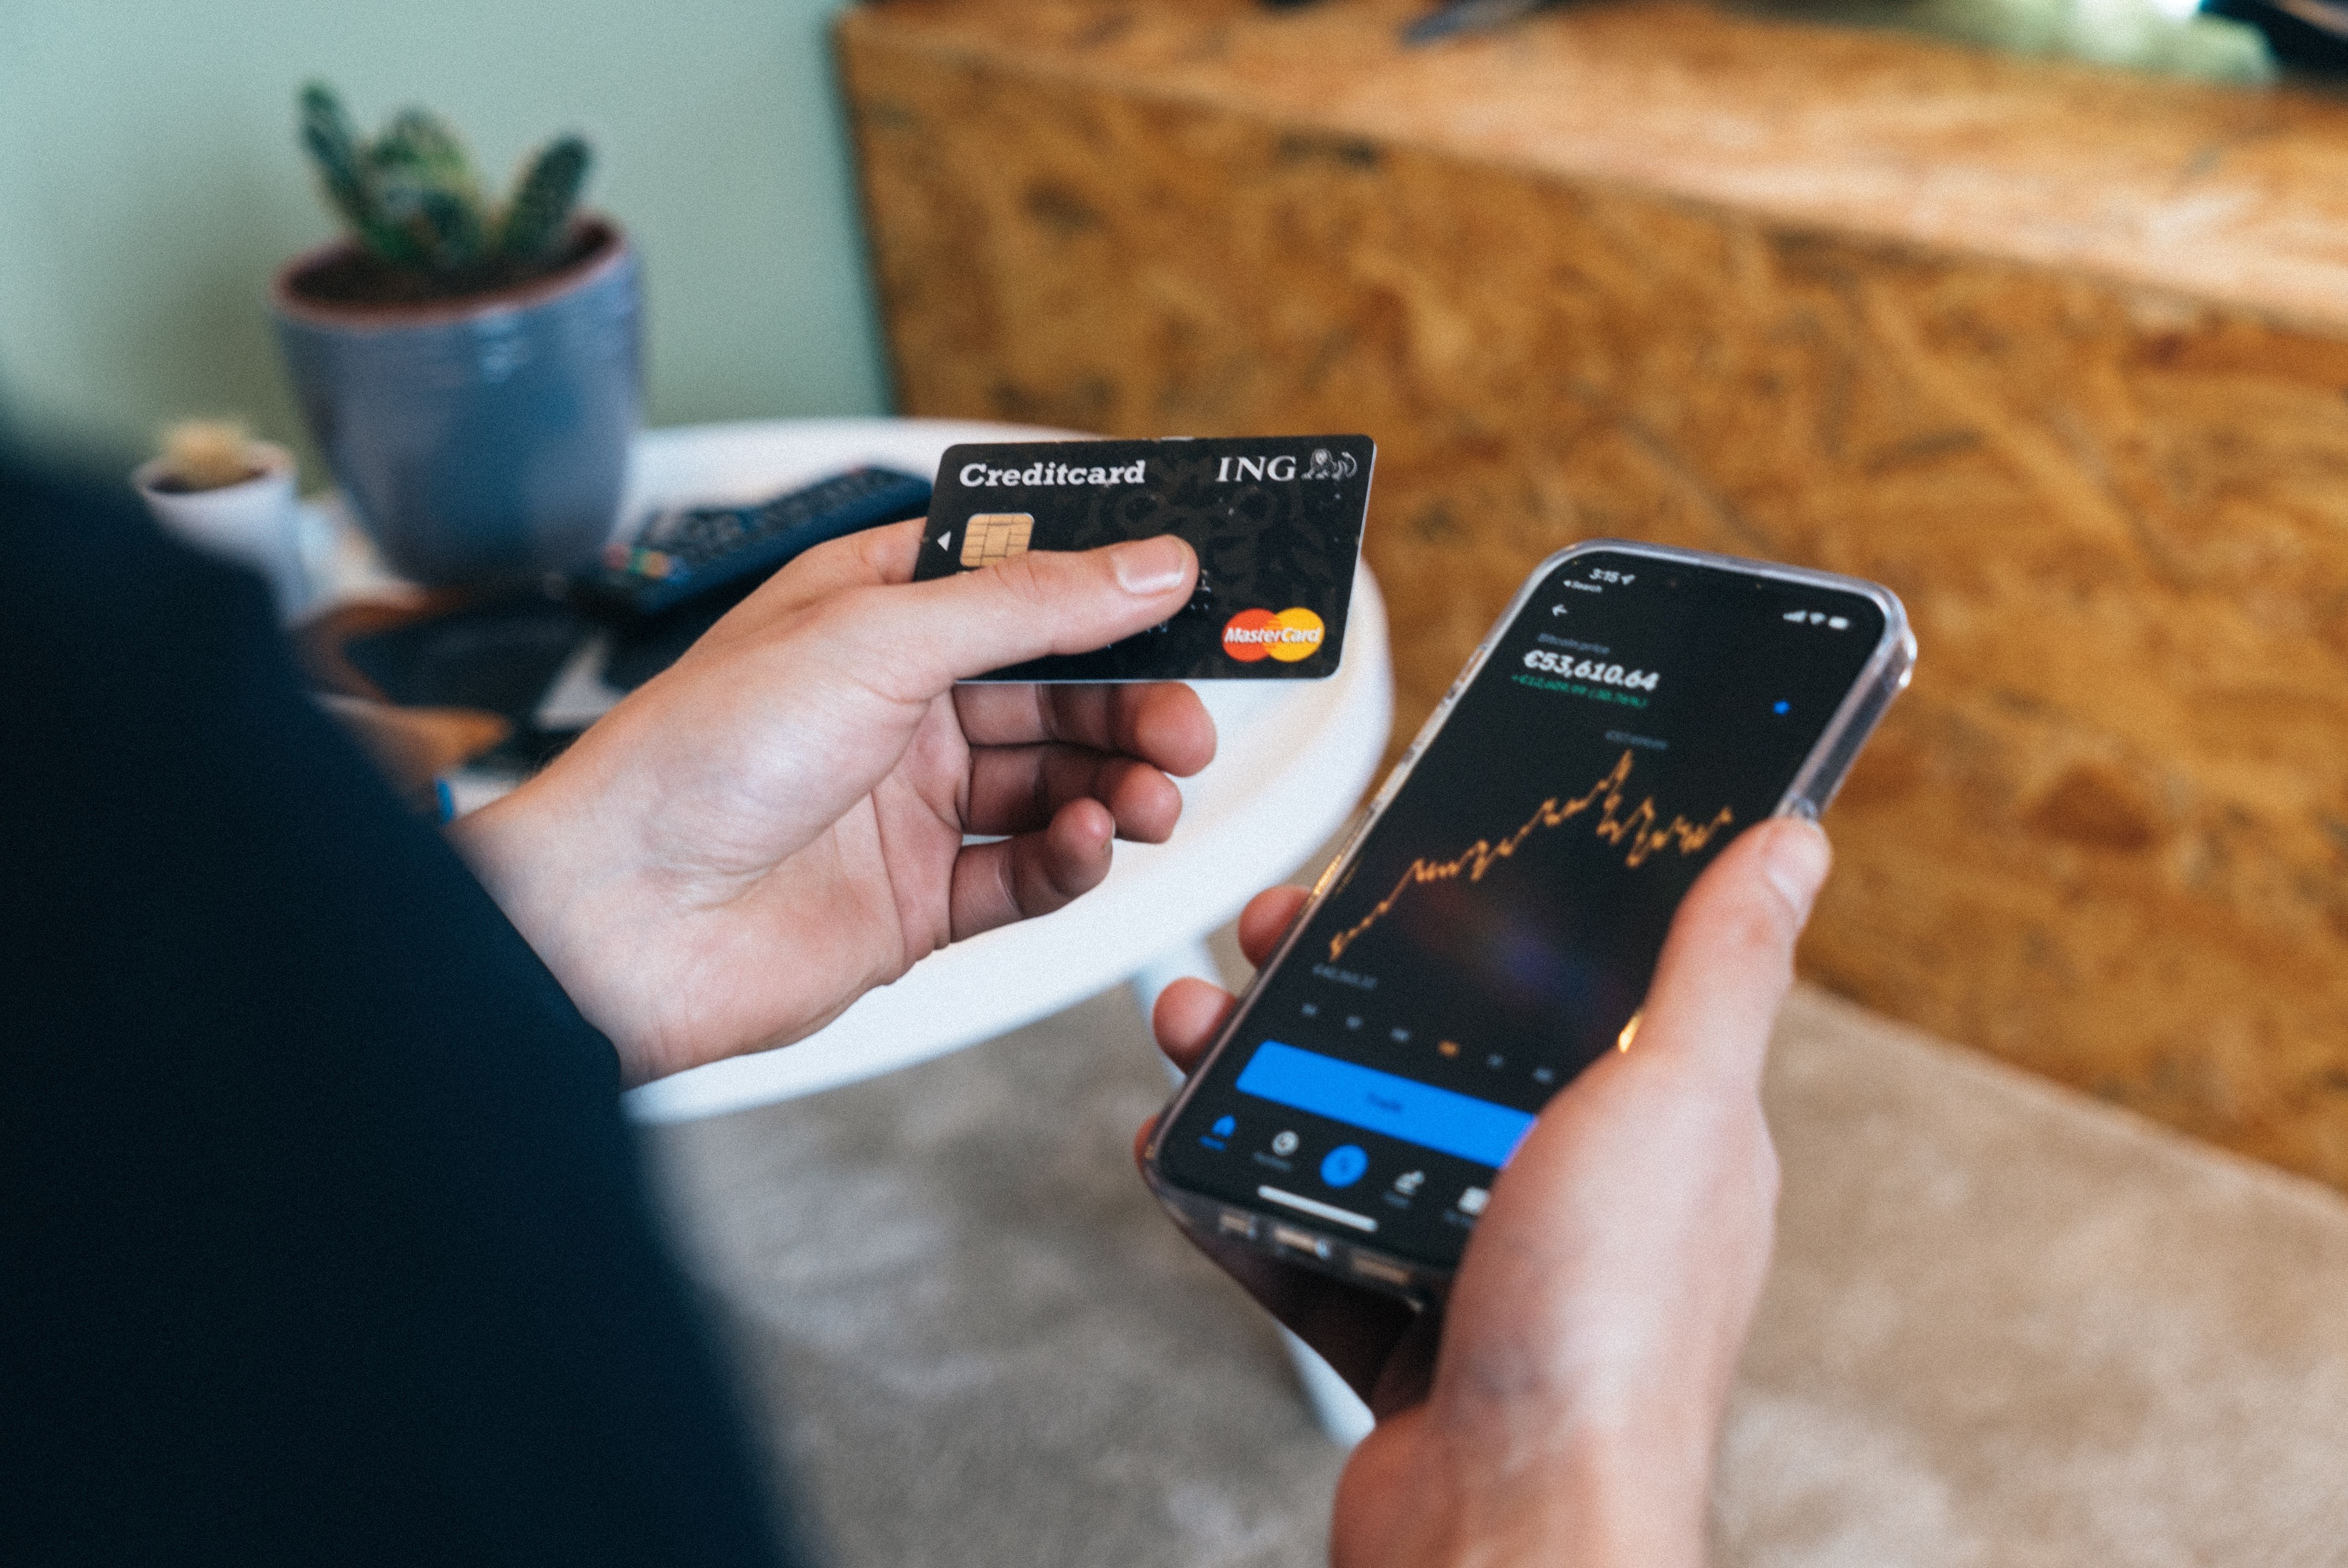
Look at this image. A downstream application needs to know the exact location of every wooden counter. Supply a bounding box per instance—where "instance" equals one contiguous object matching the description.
[840,0,2348,1187]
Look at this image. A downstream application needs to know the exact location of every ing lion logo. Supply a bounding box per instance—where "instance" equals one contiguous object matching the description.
[1302,448,1358,481]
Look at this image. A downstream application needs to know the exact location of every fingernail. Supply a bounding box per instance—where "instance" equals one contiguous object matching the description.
[1761,819,1832,920]
[1111,535,1192,595]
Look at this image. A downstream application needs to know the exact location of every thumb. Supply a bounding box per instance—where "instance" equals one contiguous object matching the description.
[857,535,1197,695]
[1633,817,1831,1089]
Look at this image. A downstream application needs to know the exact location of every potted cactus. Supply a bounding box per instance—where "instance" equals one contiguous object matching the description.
[270,83,639,586]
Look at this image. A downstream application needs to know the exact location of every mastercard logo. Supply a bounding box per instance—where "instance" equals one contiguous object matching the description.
[1222,606,1326,663]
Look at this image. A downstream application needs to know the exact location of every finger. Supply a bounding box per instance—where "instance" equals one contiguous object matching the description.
[946,796,1116,941]
[955,683,1218,777]
[822,537,1198,700]
[1237,885,1312,968]
[1151,976,1235,1076]
[966,745,1186,843]
[692,519,929,650]
[773,514,928,595]
[1635,817,1831,1087]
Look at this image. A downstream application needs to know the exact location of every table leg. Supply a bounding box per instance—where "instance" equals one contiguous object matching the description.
[1130,938,1377,1448]
[1279,1325,1377,1448]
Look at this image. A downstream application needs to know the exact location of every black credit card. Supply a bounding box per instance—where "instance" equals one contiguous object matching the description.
[915,435,1375,682]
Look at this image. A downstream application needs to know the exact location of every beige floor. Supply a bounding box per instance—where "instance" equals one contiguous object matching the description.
[650,968,2348,1567]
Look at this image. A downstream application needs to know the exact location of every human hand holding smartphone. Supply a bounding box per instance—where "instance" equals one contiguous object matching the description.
[1139,539,1913,1562]
[1145,540,1913,1296]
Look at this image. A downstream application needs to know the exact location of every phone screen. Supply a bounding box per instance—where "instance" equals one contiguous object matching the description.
[1157,548,1890,1268]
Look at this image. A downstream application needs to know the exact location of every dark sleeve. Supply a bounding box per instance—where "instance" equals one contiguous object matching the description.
[0,461,802,1567]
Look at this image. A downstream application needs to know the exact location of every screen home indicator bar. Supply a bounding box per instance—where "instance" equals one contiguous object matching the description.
[1234,1041,1538,1168]
[1257,1186,1378,1231]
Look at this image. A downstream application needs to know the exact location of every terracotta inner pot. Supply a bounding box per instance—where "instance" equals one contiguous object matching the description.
[272,215,626,328]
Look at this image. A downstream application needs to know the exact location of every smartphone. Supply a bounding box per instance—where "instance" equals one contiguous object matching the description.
[1143,540,1915,1301]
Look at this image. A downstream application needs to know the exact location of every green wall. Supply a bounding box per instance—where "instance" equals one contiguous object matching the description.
[0,0,887,474]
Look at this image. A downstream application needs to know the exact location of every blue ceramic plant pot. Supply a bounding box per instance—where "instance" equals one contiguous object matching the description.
[270,217,640,586]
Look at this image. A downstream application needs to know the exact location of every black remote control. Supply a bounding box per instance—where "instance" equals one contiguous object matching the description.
[574,465,932,621]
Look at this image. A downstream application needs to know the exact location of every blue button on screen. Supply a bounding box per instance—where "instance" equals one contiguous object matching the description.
[1320,1144,1368,1188]
[1235,1041,1536,1168]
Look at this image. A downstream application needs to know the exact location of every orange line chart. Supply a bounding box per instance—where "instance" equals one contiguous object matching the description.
[1325,751,1734,962]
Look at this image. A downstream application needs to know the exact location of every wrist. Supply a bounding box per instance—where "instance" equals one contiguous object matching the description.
[1345,1405,1713,1568]
[1487,1420,1711,1568]
[449,777,657,1076]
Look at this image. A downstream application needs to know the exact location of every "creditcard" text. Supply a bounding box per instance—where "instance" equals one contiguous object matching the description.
[957,459,1147,487]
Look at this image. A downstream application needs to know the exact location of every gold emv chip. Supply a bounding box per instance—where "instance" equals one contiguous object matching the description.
[960,513,1034,569]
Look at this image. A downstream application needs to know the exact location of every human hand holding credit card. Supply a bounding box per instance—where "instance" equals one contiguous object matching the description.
[915,435,1376,682]
[454,509,1218,1085]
